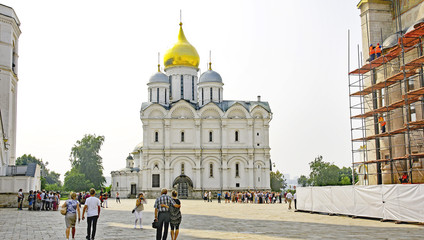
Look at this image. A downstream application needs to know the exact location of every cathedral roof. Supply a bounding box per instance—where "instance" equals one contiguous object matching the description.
[141,100,271,113]
[132,142,143,153]
[199,70,222,83]
[164,22,199,69]
[216,101,271,113]
[149,71,169,83]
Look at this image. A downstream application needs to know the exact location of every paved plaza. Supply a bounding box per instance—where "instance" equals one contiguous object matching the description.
[0,199,423,240]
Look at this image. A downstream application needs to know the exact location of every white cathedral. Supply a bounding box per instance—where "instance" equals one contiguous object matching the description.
[111,22,272,198]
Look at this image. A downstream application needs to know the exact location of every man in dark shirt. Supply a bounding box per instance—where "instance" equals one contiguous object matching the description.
[154,188,176,240]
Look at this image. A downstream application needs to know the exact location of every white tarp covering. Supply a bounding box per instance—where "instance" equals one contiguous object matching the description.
[297,184,424,222]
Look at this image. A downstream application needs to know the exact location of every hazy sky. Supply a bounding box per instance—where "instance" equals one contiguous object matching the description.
[3,0,362,181]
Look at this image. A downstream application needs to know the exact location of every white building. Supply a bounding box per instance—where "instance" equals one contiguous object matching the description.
[0,4,41,195]
[0,4,20,175]
[112,22,272,198]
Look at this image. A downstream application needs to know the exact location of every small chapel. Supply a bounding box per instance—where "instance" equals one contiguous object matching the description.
[111,21,272,198]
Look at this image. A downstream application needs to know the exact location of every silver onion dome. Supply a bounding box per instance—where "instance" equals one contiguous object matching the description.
[149,72,169,83]
[199,70,222,83]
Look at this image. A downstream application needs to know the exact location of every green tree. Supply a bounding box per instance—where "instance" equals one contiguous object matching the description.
[45,171,61,185]
[270,170,287,192]
[308,155,340,186]
[63,168,94,192]
[297,175,310,187]
[45,183,63,192]
[339,167,353,185]
[16,154,62,188]
[69,134,106,189]
[16,154,46,168]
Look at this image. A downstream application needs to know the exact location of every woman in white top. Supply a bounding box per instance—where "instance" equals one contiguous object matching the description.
[134,193,147,229]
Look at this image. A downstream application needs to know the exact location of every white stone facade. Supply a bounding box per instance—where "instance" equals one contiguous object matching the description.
[0,4,21,176]
[112,23,272,198]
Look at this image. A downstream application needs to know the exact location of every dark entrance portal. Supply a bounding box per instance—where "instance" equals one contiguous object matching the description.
[131,184,137,196]
[173,175,193,199]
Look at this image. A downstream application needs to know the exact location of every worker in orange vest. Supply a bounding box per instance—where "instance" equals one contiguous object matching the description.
[378,115,386,133]
[400,172,409,183]
[369,44,375,61]
[375,43,382,58]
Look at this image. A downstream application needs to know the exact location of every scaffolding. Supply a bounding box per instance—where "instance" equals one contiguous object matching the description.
[348,22,424,185]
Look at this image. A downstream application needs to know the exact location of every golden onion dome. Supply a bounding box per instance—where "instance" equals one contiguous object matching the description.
[164,23,200,69]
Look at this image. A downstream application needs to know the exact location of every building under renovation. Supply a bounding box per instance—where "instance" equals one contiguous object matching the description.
[349,0,424,185]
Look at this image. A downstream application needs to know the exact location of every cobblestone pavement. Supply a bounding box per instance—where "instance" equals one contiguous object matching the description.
[0,199,423,240]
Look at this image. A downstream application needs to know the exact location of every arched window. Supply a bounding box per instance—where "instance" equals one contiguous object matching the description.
[181,163,185,175]
[235,131,239,142]
[180,75,184,98]
[154,131,159,142]
[157,88,159,102]
[209,131,213,142]
[12,42,16,74]
[201,88,204,105]
[150,88,152,102]
[116,182,119,187]
[181,131,185,142]
[210,88,213,101]
[169,75,172,98]
[209,163,213,177]
[235,163,240,177]
[192,76,195,101]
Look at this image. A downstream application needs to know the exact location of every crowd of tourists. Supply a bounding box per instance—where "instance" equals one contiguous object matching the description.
[75,189,110,208]
[203,190,296,205]
[17,189,62,211]
[17,188,111,212]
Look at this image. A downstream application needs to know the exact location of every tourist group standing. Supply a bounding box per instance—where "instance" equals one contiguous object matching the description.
[19,189,61,211]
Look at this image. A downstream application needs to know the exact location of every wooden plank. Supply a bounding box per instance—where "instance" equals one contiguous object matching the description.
[404,87,424,98]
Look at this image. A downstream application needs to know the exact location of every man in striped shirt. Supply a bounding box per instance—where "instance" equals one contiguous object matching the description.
[154,188,178,240]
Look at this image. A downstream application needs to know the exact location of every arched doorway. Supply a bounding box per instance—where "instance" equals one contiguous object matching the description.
[172,175,193,199]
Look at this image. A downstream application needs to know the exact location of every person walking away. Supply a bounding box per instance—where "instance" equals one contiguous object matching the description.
[62,192,81,240]
[378,115,386,133]
[116,192,120,203]
[17,189,24,210]
[375,43,382,58]
[286,191,293,210]
[217,192,221,203]
[134,193,147,229]
[82,188,101,240]
[154,188,178,240]
[208,191,212,202]
[293,192,297,210]
[169,191,182,240]
[369,44,375,61]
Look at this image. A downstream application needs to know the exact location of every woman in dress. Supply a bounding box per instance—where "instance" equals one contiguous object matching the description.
[169,191,182,240]
[62,192,80,240]
[134,193,146,229]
